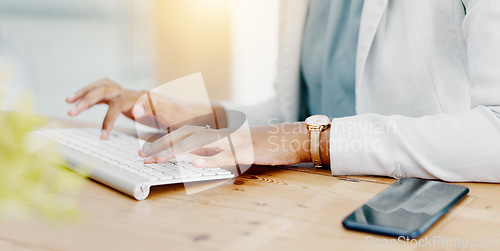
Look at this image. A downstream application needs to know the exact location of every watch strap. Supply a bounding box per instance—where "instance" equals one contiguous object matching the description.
[310,128,322,167]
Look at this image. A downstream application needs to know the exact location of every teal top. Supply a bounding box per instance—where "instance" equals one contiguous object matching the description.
[300,0,364,118]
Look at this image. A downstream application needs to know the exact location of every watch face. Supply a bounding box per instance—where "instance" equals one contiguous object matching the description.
[305,115,331,126]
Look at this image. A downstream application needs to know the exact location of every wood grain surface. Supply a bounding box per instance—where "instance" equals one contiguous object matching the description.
[2,120,500,250]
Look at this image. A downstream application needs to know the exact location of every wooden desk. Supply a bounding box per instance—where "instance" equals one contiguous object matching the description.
[1,121,500,250]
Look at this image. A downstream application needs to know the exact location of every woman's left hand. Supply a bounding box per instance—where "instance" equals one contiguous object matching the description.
[139,123,313,168]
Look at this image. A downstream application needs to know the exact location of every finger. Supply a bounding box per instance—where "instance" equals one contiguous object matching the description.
[133,103,156,128]
[140,125,201,157]
[144,131,220,163]
[132,96,153,119]
[190,147,222,156]
[66,79,107,104]
[131,94,159,128]
[68,85,107,116]
[192,151,237,168]
[100,100,128,140]
[133,103,146,118]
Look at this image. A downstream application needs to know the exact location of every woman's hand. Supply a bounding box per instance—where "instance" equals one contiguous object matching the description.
[138,122,330,168]
[66,78,228,140]
[66,78,148,139]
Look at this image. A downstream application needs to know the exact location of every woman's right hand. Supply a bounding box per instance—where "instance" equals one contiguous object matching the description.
[66,78,147,140]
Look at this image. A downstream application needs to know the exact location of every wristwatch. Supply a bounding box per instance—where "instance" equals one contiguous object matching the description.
[305,115,331,168]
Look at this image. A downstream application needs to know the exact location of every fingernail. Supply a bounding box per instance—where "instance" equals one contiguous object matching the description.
[133,104,145,117]
[100,129,108,140]
[68,108,76,116]
[194,159,205,167]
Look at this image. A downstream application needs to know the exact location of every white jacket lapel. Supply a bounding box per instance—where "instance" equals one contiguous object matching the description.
[276,0,309,121]
[356,0,389,86]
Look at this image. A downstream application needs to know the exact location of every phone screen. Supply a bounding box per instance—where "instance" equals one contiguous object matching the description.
[342,178,469,238]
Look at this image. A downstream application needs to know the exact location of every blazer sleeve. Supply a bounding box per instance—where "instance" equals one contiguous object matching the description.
[330,0,500,182]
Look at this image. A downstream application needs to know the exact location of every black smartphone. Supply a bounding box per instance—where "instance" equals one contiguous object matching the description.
[342,178,469,239]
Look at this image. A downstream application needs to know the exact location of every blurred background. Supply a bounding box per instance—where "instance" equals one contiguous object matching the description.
[0,0,278,127]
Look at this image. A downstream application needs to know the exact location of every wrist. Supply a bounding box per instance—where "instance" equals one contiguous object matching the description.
[301,126,330,165]
[279,122,311,162]
[298,122,312,163]
[320,127,330,166]
[304,115,331,167]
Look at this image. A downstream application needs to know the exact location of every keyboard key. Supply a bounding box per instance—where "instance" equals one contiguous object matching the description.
[181,171,203,178]
[155,173,174,180]
[197,169,216,176]
[211,168,232,175]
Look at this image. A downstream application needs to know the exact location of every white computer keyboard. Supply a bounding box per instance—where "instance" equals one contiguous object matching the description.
[33,128,234,200]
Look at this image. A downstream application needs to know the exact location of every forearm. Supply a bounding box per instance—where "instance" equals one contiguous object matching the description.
[329,108,500,182]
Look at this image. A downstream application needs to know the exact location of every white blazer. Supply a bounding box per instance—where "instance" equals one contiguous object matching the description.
[224,0,500,182]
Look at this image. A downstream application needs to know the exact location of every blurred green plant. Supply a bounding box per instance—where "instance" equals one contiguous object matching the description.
[0,62,84,224]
